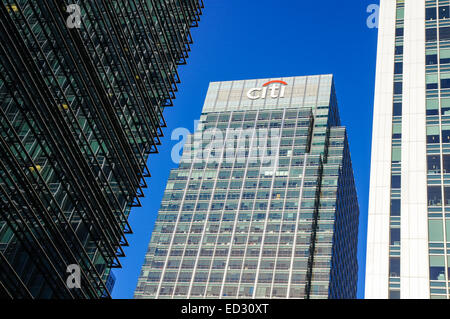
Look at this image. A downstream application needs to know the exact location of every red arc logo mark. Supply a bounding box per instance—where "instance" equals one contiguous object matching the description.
[262,80,288,87]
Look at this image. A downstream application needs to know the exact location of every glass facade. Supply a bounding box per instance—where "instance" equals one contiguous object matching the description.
[425,0,450,299]
[0,0,203,298]
[135,75,359,299]
[388,0,404,299]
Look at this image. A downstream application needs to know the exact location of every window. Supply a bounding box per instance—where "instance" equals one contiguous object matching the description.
[218,114,230,122]
[427,28,437,42]
[443,154,450,173]
[389,290,400,299]
[440,27,450,40]
[427,7,437,21]
[394,62,403,74]
[389,257,400,277]
[395,27,404,37]
[427,155,441,174]
[430,256,446,281]
[244,112,256,121]
[231,113,243,121]
[427,126,440,143]
[428,186,442,206]
[427,73,438,89]
[427,99,439,116]
[393,82,402,95]
[391,175,401,188]
[448,256,450,277]
[391,199,401,217]
[441,78,450,89]
[445,187,450,206]
[393,103,402,116]
[392,123,401,139]
[440,48,450,64]
[390,228,400,246]
[159,286,174,296]
[440,6,450,19]
[271,112,283,120]
[442,98,450,115]
[396,7,404,20]
[426,54,438,65]
[427,83,439,90]
[429,219,444,242]
[443,125,450,143]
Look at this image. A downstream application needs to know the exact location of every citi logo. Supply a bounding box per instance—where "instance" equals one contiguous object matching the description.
[246,80,288,100]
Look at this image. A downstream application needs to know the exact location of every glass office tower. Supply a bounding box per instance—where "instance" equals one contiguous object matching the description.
[366,0,450,299]
[135,75,359,299]
[0,0,203,299]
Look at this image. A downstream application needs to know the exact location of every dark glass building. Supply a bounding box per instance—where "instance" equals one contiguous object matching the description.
[0,0,203,299]
[135,75,359,299]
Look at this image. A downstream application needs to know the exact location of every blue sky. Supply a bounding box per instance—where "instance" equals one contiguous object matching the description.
[112,0,379,299]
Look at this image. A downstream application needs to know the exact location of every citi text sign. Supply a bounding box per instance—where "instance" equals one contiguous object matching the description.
[246,80,287,100]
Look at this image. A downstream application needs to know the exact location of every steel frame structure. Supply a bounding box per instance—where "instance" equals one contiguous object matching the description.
[0,0,203,299]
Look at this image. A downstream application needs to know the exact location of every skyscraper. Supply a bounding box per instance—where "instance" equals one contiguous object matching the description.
[0,0,203,299]
[366,0,450,299]
[135,75,359,299]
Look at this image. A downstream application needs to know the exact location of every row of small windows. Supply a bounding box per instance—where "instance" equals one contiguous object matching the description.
[426,6,450,21]
[427,127,450,143]
[163,189,336,202]
[165,180,317,192]
[426,77,450,90]
[153,211,332,224]
[152,222,331,235]
[149,259,314,271]
[426,27,450,42]
[205,110,311,123]
[148,272,308,284]
[151,246,332,258]
[147,265,330,282]
[426,53,450,65]
[167,172,340,183]
[427,154,450,173]
[428,186,450,206]
[146,242,332,260]
[138,284,325,298]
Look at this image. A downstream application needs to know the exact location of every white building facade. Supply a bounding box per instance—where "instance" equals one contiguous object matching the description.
[366,0,450,299]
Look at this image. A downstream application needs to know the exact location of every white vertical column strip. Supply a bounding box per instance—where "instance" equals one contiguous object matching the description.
[401,0,429,299]
[365,0,397,299]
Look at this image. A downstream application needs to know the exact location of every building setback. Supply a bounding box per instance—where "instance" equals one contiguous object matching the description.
[0,0,203,299]
[366,0,450,299]
[135,75,359,299]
